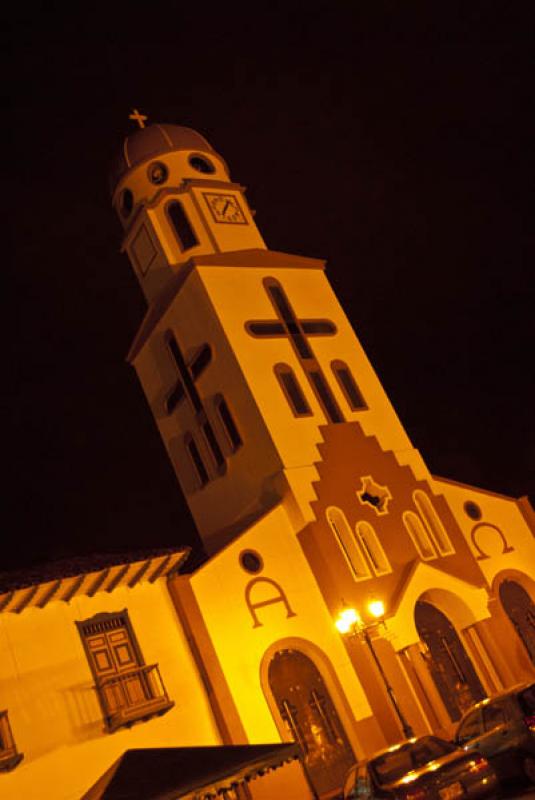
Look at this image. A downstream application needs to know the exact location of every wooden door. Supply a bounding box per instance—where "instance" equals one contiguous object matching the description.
[80,613,146,713]
[268,649,355,798]
[415,601,485,722]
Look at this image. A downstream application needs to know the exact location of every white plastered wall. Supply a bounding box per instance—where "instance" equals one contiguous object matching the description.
[198,264,429,484]
[432,477,535,588]
[189,503,372,761]
[0,580,219,800]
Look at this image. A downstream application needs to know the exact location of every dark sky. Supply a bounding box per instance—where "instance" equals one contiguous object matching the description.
[6,5,534,573]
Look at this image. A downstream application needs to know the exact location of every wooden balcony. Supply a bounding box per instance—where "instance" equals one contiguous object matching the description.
[0,710,23,771]
[0,748,23,772]
[95,664,174,732]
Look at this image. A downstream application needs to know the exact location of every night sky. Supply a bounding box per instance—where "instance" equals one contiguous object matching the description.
[6,5,534,573]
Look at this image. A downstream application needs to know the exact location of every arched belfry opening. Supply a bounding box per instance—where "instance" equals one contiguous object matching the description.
[499,579,535,665]
[415,601,486,722]
[268,649,355,798]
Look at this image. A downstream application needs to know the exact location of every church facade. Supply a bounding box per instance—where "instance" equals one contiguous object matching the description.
[1,121,534,799]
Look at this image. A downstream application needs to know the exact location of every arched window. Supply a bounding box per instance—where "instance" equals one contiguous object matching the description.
[331,360,367,411]
[274,363,312,417]
[215,394,242,452]
[166,201,198,251]
[413,490,454,556]
[403,510,437,560]
[201,419,226,472]
[356,521,391,575]
[184,433,209,488]
[326,507,370,580]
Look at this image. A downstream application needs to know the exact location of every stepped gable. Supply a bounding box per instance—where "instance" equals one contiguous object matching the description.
[301,421,485,603]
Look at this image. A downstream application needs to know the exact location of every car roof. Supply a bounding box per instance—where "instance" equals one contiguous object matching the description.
[362,735,446,763]
[463,682,535,714]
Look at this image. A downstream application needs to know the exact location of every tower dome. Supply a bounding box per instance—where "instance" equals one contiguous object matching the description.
[111,117,264,303]
[109,124,227,195]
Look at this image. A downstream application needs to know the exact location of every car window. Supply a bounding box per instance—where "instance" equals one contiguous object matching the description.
[456,710,482,742]
[483,704,506,731]
[343,764,371,800]
[519,685,535,715]
[371,749,413,785]
[410,738,455,768]
[370,738,455,785]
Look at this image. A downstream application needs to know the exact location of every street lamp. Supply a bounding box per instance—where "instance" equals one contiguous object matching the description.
[336,601,414,740]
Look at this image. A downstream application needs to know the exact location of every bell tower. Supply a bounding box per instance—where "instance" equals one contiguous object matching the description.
[110,117,267,303]
[111,117,426,553]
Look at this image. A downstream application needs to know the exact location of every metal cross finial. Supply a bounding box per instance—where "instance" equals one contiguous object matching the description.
[129,108,148,129]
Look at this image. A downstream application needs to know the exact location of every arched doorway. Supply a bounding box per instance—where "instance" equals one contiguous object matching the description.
[268,648,355,798]
[415,601,485,722]
[499,579,535,665]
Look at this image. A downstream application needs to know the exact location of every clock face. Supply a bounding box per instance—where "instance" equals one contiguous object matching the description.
[204,193,247,224]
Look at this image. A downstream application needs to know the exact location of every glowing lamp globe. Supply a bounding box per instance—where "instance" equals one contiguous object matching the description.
[368,600,385,619]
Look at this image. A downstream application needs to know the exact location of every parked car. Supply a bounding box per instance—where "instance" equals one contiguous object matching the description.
[342,735,498,799]
[453,682,535,787]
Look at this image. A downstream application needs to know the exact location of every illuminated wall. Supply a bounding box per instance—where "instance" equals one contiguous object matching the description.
[0,579,220,799]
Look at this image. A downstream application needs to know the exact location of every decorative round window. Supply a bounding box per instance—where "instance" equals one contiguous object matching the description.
[464,501,482,521]
[120,188,134,217]
[239,550,263,574]
[147,161,169,185]
[189,154,215,174]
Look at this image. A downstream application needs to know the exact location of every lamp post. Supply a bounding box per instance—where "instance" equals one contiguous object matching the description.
[336,603,414,740]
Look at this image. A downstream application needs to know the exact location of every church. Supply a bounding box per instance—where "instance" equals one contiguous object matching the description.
[1,118,534,800]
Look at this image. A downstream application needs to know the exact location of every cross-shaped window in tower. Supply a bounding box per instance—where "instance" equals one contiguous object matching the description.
[246,279,344,424]
[165,334,233,486]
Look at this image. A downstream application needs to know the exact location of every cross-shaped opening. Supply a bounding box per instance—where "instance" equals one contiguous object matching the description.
[165,334,225,478]
[360,491,383,510]
[246,279,344,424]
[357,477,391,516]
[165,338,209,415]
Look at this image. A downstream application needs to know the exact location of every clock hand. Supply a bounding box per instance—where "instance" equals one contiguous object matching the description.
[222,200,230,215]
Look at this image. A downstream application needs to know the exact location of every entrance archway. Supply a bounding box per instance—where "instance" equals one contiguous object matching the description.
[499,579,535,665]
[415,601,485,722]
[268,648,355,798]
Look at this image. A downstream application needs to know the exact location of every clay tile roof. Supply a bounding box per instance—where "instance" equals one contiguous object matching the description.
[0,547,189,594]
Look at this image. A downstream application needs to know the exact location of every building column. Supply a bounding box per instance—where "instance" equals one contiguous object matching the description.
[401,642,452,737]
[461,624,503,696]
[486,593,535,683]
[167,575,248,744]
[395,648,434,735]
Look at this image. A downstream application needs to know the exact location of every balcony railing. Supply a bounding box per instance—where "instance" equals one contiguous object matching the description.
[95,664,174,732]
[0,710,23,771]
[0,749,23,772]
